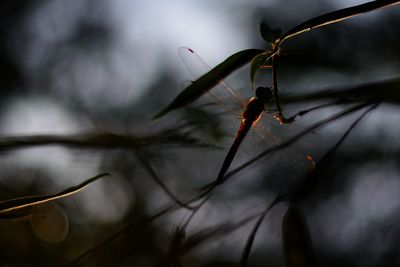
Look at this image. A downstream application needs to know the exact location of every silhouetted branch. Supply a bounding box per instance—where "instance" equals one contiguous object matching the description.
[135,151,196,210]
[240,194,290,267]
[67,202,176,266]
[0,127,215,152]
[293,103,380,199]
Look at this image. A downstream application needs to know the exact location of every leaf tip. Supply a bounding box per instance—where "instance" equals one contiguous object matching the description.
[152,107,169,120]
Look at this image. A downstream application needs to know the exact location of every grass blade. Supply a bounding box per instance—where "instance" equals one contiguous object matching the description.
[0,173,109,214]
[275,0,400,46]
[259,20,282,43]
[282,204,315,267]
[153,49,264,119]
[240,195,289,267]
[249,51,273,87]
[135,152,196,210]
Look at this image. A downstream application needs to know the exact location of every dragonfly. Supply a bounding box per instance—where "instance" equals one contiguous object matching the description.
[215,86,272,184]
[178,47,302,185]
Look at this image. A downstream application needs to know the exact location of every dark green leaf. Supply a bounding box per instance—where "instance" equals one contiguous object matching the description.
[249,51,273,87]
[282,204,315,267]
[153,49,264,119]
[259,20,282,43]
[275,0,400,46]
[0,173,109,216]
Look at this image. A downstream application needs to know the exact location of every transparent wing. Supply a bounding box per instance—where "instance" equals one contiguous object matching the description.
[178,47,317,177]
[179,47,277,140]
[178,47,247,113]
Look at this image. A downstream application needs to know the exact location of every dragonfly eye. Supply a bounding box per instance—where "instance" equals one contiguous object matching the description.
[255,87,272,101]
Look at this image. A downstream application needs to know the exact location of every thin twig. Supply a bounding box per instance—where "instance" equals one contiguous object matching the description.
[135,151,197,210]
[240,194,291,267]
[293,103,380,199]
[67,203,176,266]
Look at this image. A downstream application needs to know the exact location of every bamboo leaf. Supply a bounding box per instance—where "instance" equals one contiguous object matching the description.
[240,195,289,267]
[249,51,273,87]
[259,20,282,43]
[275,0,400,46]
[0,173,109,215]
[282,204,315,267]
[153,49,264,119]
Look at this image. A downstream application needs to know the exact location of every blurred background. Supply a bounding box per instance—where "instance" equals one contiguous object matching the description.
[0,0,399,266]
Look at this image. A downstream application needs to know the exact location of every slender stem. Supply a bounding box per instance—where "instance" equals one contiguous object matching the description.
[271,47,290,123]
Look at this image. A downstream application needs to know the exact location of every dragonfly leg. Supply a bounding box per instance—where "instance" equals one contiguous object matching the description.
[275,112,295,124]
[264,107,278,114]
[263,107,294,124]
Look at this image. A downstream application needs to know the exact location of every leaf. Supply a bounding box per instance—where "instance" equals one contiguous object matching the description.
[0,173,109,215]
[240,195,289,267]
[282,204,315,267]
[259,20,282,43]
[153,49,264,119]
[275,0,400,46]
[249,51,273,87]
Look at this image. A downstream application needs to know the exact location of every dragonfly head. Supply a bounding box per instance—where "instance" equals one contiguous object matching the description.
[255,87,272,102]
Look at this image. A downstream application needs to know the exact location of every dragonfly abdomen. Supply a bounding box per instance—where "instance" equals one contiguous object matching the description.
[216,119,253,184]
[216,97,265,185]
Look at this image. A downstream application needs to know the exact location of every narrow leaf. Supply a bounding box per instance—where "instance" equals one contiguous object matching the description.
[240,195,289,267]
[249,51,273,87]
[282,204,315,267]
[0,173,109,214]
[259,20,282,43]
[275,0,400,46]
[153,49,264,119]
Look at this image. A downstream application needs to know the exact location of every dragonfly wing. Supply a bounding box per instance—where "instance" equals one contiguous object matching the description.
[178,47,248,112]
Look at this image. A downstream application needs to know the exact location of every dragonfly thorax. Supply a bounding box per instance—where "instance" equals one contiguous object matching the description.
[242,87,271,122]
[255,87,272,103]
